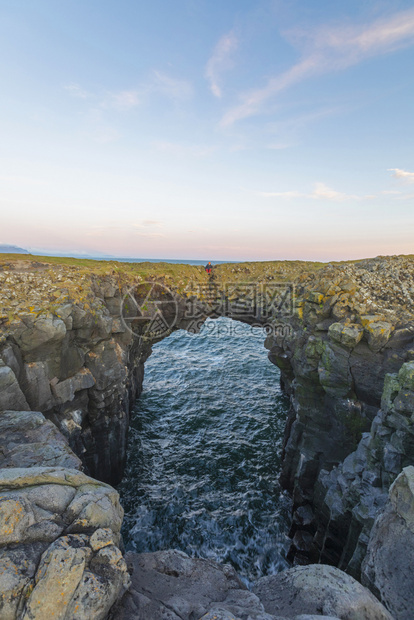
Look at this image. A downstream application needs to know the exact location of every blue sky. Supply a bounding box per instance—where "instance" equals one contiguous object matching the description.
[1,0,413,260]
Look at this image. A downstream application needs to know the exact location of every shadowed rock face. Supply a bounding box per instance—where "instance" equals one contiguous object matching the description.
[361,466,414,620]
[308,362,414,578]
[1,254,414,597]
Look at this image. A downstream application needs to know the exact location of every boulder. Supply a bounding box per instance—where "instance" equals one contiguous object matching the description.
[113,549,273,620]
[0,542,45,620]
[364,321,393,352]
[253,564,392,620]
[398,361,414,391]
[0,467,123,546]
[0,464,126,619]
[1,344,23,380]
[21,532,130,620]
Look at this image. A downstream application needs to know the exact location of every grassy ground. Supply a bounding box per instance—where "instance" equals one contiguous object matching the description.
[0,253,327,283]
[1,253,413,326]
[0,254,327,324]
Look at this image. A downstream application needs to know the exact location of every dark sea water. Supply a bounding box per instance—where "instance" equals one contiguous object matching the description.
[28,253,226,265]
[118,317,291,586]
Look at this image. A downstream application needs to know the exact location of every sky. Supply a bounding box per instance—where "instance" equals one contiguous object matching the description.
[0,0,413,261]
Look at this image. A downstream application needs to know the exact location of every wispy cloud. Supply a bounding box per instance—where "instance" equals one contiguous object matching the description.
[221,8,414,125]
[140,220,164,228]
[395,193,414,200]
[261,190,303,199]
[64,71,192,112]
[388,168,414,183]
[103,90,140,111]
[135,231,166,239]
[64,83,91,99]
[261,182,361,201]
[266,143,291,150]
[84,222,166,239]
[265,105,346,148]
[64,82,139,112]
[151,71,193,101]
[205,31,238,98]
[152,140,215,158]
[312,182,360,201]
[260,178,414,202]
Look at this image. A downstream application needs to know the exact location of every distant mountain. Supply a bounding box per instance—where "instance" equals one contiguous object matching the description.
[0,244,29,254]
[34,251,116,260]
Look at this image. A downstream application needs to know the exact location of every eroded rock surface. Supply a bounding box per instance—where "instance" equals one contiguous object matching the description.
[0,410,82,469]
[0,433,129,619]
[253,564,392,620]
[0,260,204,485]
[112,549,268,620]
[361,467,414,620]
[112,549,346,620]
[22,531,130,620]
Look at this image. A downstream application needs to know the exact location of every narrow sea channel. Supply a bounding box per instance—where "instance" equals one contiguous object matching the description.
[118,317,291,585]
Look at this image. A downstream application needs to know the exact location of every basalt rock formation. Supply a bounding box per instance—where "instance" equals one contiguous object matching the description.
[264,256,414,578]
[1,253,414,618]
[0,259,201,485]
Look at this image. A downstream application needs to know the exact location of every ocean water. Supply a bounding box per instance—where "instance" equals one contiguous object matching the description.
[118,317,291,585]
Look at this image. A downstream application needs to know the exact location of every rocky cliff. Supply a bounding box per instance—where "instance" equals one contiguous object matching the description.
[264,256,414,578]
[1,253,414,618]
[0,257,206,485]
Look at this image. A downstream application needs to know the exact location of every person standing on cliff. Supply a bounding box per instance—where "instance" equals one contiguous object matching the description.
[205,261,213,275]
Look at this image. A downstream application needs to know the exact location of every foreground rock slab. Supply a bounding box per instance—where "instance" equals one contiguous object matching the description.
[113,549,277,620]
[113,549,387,620]
[253,564,393,620]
